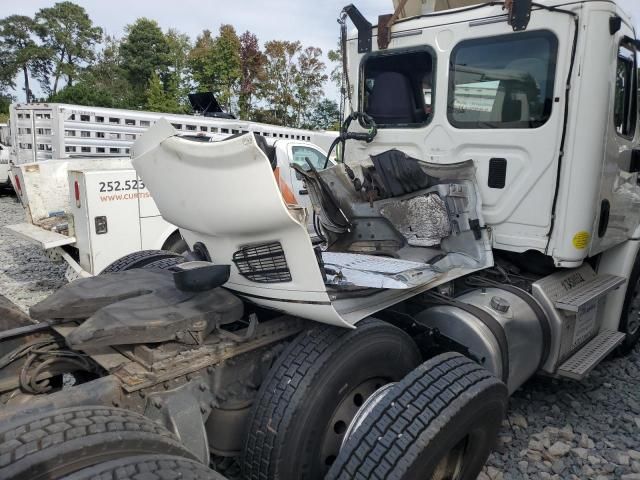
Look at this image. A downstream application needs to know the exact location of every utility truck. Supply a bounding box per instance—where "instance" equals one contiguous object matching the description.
[5,103,335,276]
[0,1,639,480]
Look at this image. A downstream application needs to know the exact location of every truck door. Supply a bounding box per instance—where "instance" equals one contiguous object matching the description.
[70,169,143,274]
[590,33,640,255]
[350,6,575,254]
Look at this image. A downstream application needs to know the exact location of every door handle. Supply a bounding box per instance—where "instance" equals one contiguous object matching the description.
[299,189,308,195]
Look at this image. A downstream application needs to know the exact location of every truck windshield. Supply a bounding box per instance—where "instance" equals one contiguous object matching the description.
[448,31,558,129]
[361,48,435,128]
[291,145,330,171]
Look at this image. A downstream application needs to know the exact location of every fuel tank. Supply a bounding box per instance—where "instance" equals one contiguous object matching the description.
[415,287,547,394]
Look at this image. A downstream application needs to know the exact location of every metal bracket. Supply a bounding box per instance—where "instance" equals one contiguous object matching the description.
[343,4,372,53]
[145,381,211,463]
[507,0,532,32]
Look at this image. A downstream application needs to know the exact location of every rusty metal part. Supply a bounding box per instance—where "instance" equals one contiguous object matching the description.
[0,375,123,423]
[506,0,532,31]
[86,317,304,393]
[378,0,410,49]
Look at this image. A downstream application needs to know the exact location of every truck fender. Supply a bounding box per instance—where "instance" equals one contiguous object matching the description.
[157,226,181,251]
[597,238,640,332]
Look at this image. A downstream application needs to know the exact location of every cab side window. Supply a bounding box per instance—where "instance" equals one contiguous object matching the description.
[614,44,637,138]
[448,31,558,129]
[361,48,435,128]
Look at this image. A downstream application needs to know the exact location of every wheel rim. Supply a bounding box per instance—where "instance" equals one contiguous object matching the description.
[319,377,385,468]
[430,437,467,480]
[628,279,640,336]
[342,382,396,449]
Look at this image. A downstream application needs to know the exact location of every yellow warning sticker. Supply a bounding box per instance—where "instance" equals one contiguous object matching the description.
[572,231,590,250]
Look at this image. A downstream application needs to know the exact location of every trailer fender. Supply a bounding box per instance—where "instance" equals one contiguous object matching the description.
[158,227,182,251]
[597,238,640,332]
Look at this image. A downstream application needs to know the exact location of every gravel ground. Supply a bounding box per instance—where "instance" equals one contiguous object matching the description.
[0,192,67,313]
[0,193,639,479]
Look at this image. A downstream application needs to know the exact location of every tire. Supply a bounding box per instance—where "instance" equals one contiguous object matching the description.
[100,250,181,274]
[142,256,186,271]
[327,352,508,480]
[617,256,640,355]
[65,454,226,480]
[241,318,421,480]
[0,406,198,480]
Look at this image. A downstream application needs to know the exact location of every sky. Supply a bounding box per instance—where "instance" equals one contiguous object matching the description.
[4,0,640,102]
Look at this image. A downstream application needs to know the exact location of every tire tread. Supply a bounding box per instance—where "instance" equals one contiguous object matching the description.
[242,319,419,480]
[0,406,195,479]
[65,454,225,480]
[100,250,180,274]
[328,353,507,480]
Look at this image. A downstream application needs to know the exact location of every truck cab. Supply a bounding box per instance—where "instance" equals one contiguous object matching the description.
[343,0,640,268]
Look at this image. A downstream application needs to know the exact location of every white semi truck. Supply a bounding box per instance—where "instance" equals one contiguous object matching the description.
[5,103,336,276]
[0,1,638,480]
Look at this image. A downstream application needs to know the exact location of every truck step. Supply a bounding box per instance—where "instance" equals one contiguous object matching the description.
[556,330,625,380]
[554,274,625,313]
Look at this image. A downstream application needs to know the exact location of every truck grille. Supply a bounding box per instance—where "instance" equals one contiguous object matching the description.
[232,242,292,283]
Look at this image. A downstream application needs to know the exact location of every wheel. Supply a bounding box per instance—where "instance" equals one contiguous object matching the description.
[0,406,198,480]
[618,256,640,355]
[327,352,508,480]
[64,454,226,480]
[241,318,421,480]
[163,231,189,254]
[142,256,186,271]
[100,250,181,274]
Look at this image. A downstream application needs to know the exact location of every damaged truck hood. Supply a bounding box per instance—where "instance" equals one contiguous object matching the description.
[131,119,492,327]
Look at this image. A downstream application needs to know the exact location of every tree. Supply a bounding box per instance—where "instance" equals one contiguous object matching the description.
[257,40,301,126]
[48,81,116,107]
[164,28,191,109]
[188,25,241,113]
[327,45,343,90]
[0,15,50,103]
[0,93,13,123]
[238,31,265,119]
[50,35,135,108]
[120,18,171,104]
[188,29,216,91]
[211,25,241,112]
[145,72,182,113]
[305,98,340,130]
[35,2,102,95]
[294,46,327,127]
